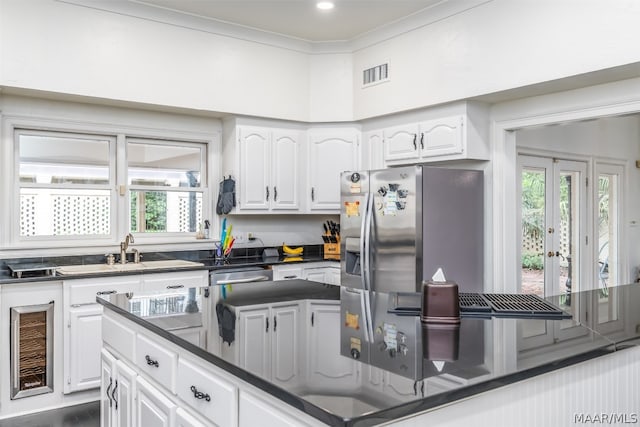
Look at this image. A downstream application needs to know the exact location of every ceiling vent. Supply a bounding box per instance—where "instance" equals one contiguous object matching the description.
[362,63,389,87]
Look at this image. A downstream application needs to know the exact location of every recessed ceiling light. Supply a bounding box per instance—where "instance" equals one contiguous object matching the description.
[316,1,334,10]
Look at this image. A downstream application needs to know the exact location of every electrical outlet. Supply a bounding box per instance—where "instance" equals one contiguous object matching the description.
[234,232,247,243]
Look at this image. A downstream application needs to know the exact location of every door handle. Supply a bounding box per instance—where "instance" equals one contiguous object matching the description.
[412,134,417,150]
[274,186,277,202]
[266,186,269,201]
[420,133,424,149]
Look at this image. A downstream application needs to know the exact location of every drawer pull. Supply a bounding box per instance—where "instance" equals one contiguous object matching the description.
[190,385,211,402]
[97,290,117,295]
[283,275,297,279]
[166,285,184,289]
[145,355,159,368]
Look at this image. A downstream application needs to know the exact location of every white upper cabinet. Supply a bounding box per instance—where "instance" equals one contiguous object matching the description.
[271,131,301,210]
[383,124,420,162]
[382,102,489,165]
[236,126,303,212]
[307,129,360,211]
[238,127,271,210]
[362,130,385,170]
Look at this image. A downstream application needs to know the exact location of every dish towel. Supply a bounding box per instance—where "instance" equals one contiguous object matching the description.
[216,176,236,215]
[216,303,236,346]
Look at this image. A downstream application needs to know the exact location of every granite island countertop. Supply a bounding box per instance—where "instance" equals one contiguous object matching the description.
[97,282,640,426]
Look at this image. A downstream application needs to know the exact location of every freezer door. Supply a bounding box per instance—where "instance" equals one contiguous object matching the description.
[340,171,370,290]
[368,166,421,293]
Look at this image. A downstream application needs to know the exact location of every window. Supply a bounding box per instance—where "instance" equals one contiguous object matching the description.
[127,139,206,234]
[14,128,210,245]
[16,130,115,238]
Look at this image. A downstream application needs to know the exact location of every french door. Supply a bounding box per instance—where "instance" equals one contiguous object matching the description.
[518,155,588,346]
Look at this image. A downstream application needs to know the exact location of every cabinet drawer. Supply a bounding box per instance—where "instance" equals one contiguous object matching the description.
[102,312,135,362]
[272,266,303,281]
[136,333,177,393]
[142,271,208,292]
[67,278,141,305]
[177,358,238,427]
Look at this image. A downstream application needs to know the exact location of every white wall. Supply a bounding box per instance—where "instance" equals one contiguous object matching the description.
[309,53,353,122]
[0,0,312,121]
[352,0,640,119]
[4,0,640,124]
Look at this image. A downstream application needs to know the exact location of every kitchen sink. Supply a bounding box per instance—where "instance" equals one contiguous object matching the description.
[56,259,204,275]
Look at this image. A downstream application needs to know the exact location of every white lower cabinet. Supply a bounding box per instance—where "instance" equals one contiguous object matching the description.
[65,271,207,394]
[273,262,340,285]
[176,408,213,427]
[101,349,136,427]
[136,377,177,427]
[176,357,238,427]
[306,301,358,389]
[69,304,103,391]
[65,276,141,394]
[224,302,300,388]
[239,391,314,427]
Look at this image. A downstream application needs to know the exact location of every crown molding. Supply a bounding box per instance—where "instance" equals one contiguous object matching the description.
[56,0,492,55]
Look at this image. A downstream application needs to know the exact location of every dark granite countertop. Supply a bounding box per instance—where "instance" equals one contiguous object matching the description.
[98,282,640,427]
[0,248,337,285]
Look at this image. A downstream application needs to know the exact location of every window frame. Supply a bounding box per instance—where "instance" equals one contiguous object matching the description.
[126,137,208,239]
[13,128,118,244]
[3,115,218,251]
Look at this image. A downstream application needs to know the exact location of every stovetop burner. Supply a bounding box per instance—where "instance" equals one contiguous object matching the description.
[387,292,572,320]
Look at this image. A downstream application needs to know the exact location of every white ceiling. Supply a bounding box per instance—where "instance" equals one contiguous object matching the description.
[133,0,444,42]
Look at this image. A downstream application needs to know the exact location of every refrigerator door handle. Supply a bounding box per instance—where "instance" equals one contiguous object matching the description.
[358,290,374,343]
[363,192,374,291]
[359,193,370,291]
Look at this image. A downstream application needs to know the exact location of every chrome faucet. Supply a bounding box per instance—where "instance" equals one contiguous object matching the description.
[119,233,134,264]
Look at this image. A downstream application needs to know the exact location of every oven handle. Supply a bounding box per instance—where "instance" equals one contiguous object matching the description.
[214,275,271,285]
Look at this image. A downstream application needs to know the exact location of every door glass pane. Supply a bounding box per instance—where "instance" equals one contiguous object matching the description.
[597,173,618,323]
[520,168,545,297]
[520,168,547,339]
[558,171,580,296]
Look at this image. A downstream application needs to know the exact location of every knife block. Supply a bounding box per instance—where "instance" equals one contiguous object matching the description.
[324,238,340,260]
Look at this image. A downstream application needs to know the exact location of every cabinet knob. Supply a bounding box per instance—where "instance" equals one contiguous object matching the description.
[190,385,211,402]
[145,355,159,368]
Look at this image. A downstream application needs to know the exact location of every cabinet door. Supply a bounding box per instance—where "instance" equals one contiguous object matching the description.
[271,304,299,388]
[419,115,464,158]
[136,377,177,427]
[238,307,271,379]
[307,303,358,389]
[101,350,116,427]
[239,126,270,210]
[68,305,103,392]
[363,130,385,170]
[324,268,341,286]
[302,268,326,283]
[383,124,420,162]
[308,131,359,211]
[271,131,301,211]
[176,408,212,427]
[114,360,136,427]
[240,391,311,427]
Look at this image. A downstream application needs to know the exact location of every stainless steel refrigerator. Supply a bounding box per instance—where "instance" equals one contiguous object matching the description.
[339,165,483,376]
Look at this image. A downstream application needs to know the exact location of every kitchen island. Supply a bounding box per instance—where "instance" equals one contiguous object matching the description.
[98,282,640,427]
